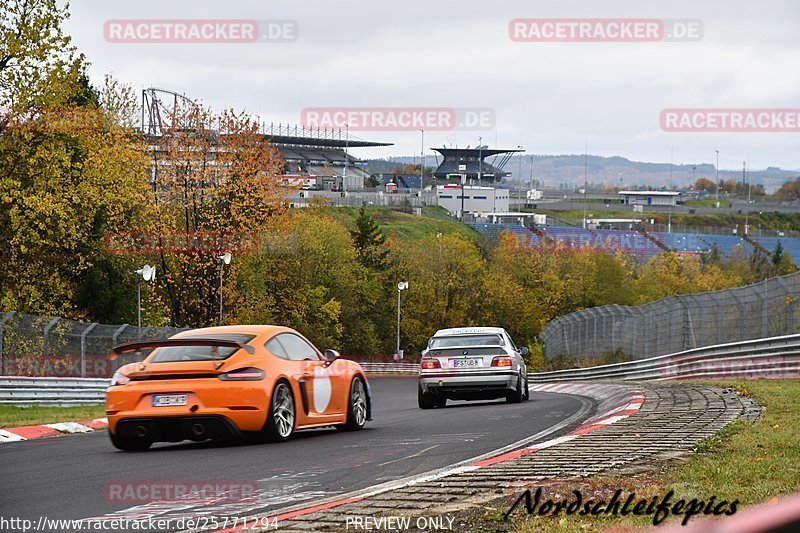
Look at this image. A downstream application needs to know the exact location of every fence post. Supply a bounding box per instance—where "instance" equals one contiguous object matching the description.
[80,323,98,378]
[0,311,17,375]
[42,317,60,371]
[775,277,793,335]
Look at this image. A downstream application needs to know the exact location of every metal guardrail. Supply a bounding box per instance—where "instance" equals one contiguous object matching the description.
[528,333,800,382]
[0,362,421,406]
[0,377,109,406]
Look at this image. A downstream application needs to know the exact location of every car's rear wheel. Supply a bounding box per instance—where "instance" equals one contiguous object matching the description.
[259,381,296,442]
[109,430,152,451]
[418,386,446,409]
[506,373,525,404]
[339,377,368,431]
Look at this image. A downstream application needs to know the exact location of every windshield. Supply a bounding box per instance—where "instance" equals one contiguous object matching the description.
[428,335,504,349]
[150,334,256,363]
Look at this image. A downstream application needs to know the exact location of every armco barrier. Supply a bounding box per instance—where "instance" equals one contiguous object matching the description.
[529,332,800,382]
[0,376,109,406]
[0,362,421,406]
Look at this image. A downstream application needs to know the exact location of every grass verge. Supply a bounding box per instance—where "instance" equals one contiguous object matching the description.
[458,380,799,532]
[0,405,105,428]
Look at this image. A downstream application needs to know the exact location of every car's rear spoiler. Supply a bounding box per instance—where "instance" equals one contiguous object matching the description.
[108,338,255,360]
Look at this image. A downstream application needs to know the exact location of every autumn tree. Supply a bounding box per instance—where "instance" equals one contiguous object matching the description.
[147,100,288,327]
[0,0,149,317]
[694,177,717,194]
[773,177,800,201]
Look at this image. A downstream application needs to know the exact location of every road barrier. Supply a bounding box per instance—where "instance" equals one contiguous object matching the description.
[0,362,421,406]
[0,376,109,406]
[529,333,800,382]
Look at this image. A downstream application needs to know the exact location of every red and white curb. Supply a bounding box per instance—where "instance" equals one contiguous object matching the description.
[0,418,107,443]
[471,383,643,467]
[204,382,645,532]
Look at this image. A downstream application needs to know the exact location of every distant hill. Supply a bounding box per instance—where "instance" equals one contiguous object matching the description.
[365,154,799,193]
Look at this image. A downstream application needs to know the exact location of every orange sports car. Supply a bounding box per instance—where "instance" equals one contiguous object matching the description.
[105,325,371,450]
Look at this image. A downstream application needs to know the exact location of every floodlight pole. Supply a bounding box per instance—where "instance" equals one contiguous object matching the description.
[583,140,588,229]
[715,149,720,201]
[219,261,224,325]
[477,137,482,184]
[343,123,349,194]
[420,129,425,196]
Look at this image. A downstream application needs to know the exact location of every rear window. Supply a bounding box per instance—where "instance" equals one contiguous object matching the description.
[150,334,256,363]
[428,335,504,348]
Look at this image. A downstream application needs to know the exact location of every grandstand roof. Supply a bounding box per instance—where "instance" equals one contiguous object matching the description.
[264,134,391,149]
[619,190,680,196]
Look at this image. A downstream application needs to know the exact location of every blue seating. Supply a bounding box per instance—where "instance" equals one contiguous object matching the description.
[470,223,800,266]
[467,223,540,247]
[754,237,800,265]
[697,234,754,256]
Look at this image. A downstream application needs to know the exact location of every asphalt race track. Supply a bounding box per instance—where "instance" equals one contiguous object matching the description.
[0,377,588,526]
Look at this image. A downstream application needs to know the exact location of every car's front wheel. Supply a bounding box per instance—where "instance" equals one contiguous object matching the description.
[259,380,296,442]
[339,377,368,431]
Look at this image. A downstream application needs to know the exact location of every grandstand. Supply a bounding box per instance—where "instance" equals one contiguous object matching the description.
[432,146,522,184]
[753,237,800,262]
[468,223,540,247]
[470,222,800,265]
[264,124,391,187]
[141,88,389,191]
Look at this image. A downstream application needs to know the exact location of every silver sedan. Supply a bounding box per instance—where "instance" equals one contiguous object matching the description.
[417,327,529,409]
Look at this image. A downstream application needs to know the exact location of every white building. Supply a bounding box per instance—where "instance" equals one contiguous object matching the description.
[618,190,680,207]
[436,185,510,216]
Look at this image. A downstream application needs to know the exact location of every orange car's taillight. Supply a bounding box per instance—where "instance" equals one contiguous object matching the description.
[110,371,130,386]
[219,367,265,381]
[421,358,441,369]
[491,357,513,367]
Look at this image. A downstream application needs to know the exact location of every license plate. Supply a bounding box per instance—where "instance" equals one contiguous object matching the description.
[152,394,188,407]
[452,358,481,368]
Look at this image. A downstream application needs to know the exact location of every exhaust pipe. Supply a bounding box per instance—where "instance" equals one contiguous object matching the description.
[190,423,206,439]
[135,425,149,439]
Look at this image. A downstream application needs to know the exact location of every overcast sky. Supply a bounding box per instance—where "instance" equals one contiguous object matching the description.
[65,0,800,172]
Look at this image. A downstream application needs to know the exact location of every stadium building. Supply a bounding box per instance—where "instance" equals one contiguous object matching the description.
[432,146,523,185]
[141,88,391,192]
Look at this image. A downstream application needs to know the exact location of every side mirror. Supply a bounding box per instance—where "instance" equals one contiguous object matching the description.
[322,349,340,362]
[519,347,529,356]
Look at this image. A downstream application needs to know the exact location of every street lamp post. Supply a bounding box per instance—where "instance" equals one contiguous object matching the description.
[218,253,231,325]
[715,149,720,202]
[395,281,409,358]
[134,265,156,338]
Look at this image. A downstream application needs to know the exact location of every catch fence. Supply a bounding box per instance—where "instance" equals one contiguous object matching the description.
[540,272,800,360]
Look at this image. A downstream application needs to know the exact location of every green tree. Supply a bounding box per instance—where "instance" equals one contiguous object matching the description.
[350,207,389,270]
